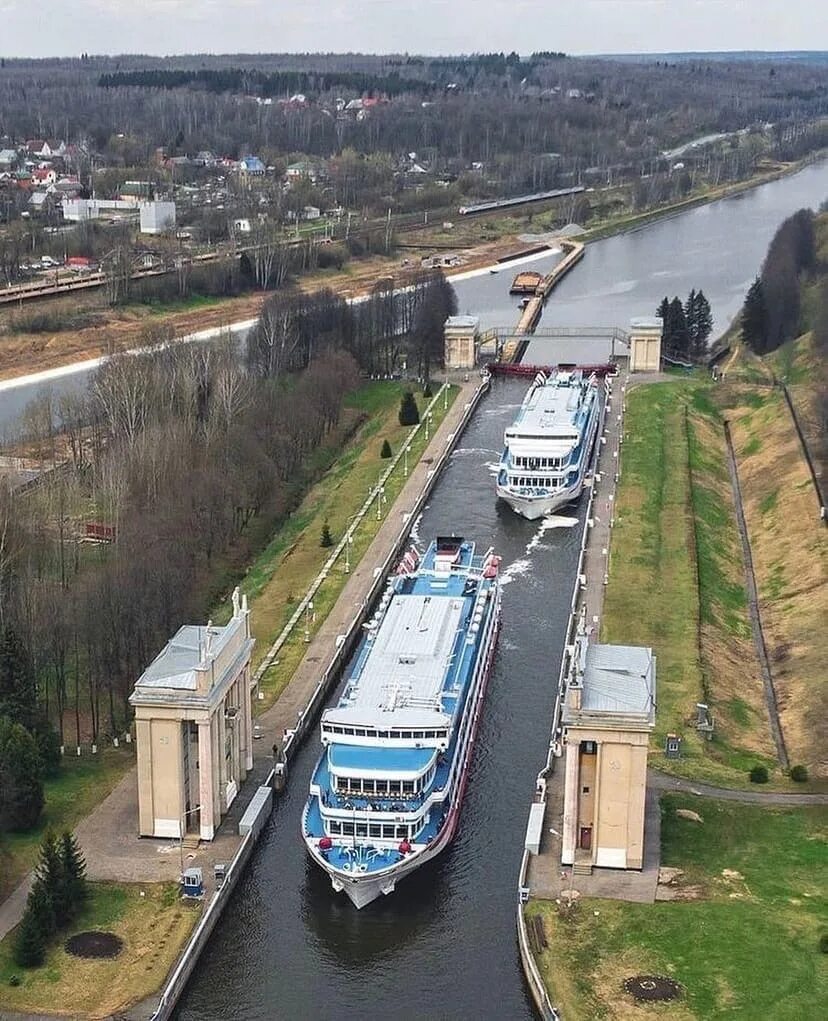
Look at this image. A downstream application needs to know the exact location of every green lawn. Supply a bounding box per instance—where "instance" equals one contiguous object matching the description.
[528,795,828,1021]
[0,882,199,1017]
[222,380,459,708]
[0,747,134,902]
[602,382,706,757]
[602,380,792,786]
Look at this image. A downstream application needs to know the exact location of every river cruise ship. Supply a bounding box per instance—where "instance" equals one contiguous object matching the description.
[496,369,606,520]
[302,537,502,908]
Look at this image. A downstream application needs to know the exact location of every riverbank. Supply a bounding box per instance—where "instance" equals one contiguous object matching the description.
[602,375,826,788]
[2,152,824,392]
[527,793,828,1021]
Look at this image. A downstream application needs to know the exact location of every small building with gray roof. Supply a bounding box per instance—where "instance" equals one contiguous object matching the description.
[561,629,655,871]
[130,588,254,842]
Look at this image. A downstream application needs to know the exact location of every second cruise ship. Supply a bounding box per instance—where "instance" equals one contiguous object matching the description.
[496,369,606,520]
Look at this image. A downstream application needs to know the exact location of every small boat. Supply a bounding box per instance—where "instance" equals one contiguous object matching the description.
[302,536,502,908]
[496,369,607,520]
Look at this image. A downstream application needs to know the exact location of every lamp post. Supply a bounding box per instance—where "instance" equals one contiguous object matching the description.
[425,411,434,441]
[443,377,449,411]
[375,484,386,521]
[304,600,315,643]
[403,443,412,478]
[344,532,353,574]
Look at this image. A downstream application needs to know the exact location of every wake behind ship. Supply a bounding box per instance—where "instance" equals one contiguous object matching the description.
[496,369,607,520]
[302,537,502,908]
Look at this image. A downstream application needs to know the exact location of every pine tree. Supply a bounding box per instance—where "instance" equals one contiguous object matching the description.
[37,831,69,928]
[694,290,713,356]
[14,901,48,969]
[398,391,420,426]
[380,438,393,459]
[656,296,670,323]
[0,624,37,731]
[60,831,87,918]
[667,296,691,359]
[742,277,767,353]
[685,288,698,350]
[319,522,333,548]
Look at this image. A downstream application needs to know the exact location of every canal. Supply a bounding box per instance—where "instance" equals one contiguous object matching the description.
[2,159,826,436]
[171,161,827,1020]
[176,376,571,1021]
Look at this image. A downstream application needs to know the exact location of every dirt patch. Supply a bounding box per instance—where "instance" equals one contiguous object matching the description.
[65,930,124,959]
[624,975,684,1003]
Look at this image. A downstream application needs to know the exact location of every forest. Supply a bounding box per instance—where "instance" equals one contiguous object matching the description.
[0,269,455,835]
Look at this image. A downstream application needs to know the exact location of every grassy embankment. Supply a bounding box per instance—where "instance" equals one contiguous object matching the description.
[212,380,458,709]
[527,794,828,1021]
[602,374,824,787]
[0,882,199,1017]
[0,747,133,904]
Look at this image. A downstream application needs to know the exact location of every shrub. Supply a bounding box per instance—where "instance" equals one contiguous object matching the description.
[423,382,433,399]
[380,439,393,459]
[60,831,88,918]
[398,391,420,426]
[8,975,21,987]
[789,764,808,783]
[320,522,333,548]
[14,880,55,968]
[749,764,769,784]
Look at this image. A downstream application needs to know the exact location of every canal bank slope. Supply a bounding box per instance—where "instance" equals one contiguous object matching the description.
[521,371,827,1021]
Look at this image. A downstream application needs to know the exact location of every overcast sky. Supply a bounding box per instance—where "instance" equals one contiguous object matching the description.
[1,1,825,58]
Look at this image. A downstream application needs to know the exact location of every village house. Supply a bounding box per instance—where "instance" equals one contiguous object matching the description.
[285,159,325,186]
[120,180,154,203]
[238,155,266,178]
[0,148,19,170]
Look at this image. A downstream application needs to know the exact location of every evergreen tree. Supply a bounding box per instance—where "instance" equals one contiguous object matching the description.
[380,438,393,458]
[60,831,87,918]
[37,831,69,928]
[656,296,670,322]
[319,522,333,548]
[684,288,698,349]
[14,899,49,969]
[667,296,690,359]
[0,623,37,731]
[0,716,44,832]
[398,391,420,426]
[742,277,767,353]
[694,290,713,355]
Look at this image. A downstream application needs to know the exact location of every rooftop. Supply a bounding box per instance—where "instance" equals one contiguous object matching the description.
[134,624,233,691]
[510,372,590,440]
[445,314,480,330]
[563,638,656,728]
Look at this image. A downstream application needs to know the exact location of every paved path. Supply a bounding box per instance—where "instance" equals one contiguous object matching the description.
[0,375,482,947]
[648,769,828,805]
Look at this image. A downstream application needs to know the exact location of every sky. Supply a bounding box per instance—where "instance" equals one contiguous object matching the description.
[0,0,825,58]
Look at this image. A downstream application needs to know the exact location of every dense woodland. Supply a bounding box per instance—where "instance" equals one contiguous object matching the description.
[0,269,454,834]
[2,52,827,198]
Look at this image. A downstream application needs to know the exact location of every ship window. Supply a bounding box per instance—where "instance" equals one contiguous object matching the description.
[356,823,368,837]
[369,824,382,838]
[382,824,395,838]
[354,728,366,737]
[402,781,415,794]
[342,822,355,836]
[329,821,342,835]
[395,825,408,838]
[376,780,389,795]
[400,730,412,739]
[377,730,389,739]
[389,781,401,794]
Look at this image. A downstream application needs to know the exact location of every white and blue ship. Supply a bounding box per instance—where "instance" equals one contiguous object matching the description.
[496,369,606,520]
[302,537,502,908]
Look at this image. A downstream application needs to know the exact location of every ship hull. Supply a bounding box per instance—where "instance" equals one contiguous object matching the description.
[496,481,581,519]
[305,605,500,908]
